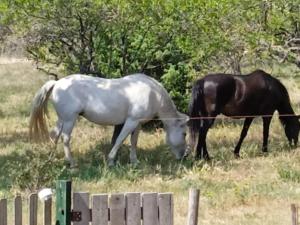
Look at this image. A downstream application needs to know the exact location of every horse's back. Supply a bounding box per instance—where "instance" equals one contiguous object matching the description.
[241,70,288,102]
[50,74,164,125]
[228,70,288,115]
[192,70,289,117]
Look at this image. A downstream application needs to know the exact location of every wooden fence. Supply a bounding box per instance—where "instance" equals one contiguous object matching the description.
[1,182,299,225]
[0,180,200,225]
[0,194,52,225]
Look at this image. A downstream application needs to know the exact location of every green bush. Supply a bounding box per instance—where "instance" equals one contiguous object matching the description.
[161,63,192,113]
[7,145,69,191]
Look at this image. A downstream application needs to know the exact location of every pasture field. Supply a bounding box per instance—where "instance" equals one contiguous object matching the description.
[1,59,300,224]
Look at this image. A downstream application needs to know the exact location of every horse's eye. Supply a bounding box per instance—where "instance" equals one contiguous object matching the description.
[183,132,187,137]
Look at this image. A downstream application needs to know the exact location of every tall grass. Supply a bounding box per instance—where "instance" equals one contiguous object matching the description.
[1,59,300,224]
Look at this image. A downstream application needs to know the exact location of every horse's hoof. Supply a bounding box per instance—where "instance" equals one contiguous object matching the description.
[70,164,78,169]
[195,155,201,160]
[234,153,240,159]
[65,160,78,169]
[130,159,140,166]
[108,159,115,167]
[205,156,211,162]
[195,155,211,161]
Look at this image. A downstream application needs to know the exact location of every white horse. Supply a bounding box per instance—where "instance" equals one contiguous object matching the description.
[29,73,189,167]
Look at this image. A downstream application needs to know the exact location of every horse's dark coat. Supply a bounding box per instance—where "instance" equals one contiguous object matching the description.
[188,69,300,159]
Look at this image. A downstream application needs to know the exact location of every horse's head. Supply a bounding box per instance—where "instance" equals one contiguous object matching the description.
[166,113,189,159]
[285,116,300,147]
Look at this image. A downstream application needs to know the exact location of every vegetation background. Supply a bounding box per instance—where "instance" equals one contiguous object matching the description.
[0,0,300,224]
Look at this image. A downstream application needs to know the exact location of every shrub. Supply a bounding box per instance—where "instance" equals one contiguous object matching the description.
[7,145,69,191]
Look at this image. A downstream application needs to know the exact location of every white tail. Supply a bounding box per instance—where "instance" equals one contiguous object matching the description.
[29,80,57,142]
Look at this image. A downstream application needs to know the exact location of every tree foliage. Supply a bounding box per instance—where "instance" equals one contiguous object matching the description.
[0,0,299,111]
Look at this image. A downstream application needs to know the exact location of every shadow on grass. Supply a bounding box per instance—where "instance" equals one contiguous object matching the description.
[69,141,197,183]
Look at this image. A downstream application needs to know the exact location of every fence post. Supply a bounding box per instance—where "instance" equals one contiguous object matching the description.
[291,204,298,225]
[187,188,200,225]
[56,180,72,225]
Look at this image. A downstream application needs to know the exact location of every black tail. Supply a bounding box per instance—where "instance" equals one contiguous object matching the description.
[188,79,205,150]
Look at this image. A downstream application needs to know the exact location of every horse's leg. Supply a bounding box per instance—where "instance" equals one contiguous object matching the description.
[50,120,63,146]
[107,118,139,166]
[197,130,210,160]
[130,124,141,164]
[196,119,214,160]
[202,118,215,160]
[111,124,124,146]
[195,120,205,159]
[234,118,253,157]
[61,118,77,168]
[262,116,272,152]
[202,132,210,160]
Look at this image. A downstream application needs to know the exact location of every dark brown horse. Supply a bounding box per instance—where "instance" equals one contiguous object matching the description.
[188,69,300,159]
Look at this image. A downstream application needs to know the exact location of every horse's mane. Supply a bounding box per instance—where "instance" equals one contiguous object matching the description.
[141,74,179,117]
[252,70,295,127]
[188,79,205,149]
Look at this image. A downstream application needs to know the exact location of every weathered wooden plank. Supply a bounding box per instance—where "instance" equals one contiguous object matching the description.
[29,193,38,225]
[158,193,173,225]
[92,194,108,225]
[14,196,22,225]
[73,192,90,225]
[0,199,7,225]
[44,198,52,225]
[187,189,200,225]
[110,194,125,225]
[142,193,158,225]
[126,193,141,225]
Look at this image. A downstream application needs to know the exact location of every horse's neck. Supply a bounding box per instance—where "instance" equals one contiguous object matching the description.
[158,95,179,126]
[278,98,295,116]
[278,98,296,126]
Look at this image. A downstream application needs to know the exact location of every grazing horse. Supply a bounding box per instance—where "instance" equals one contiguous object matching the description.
[188,69,300,159]
[29,73,189,167]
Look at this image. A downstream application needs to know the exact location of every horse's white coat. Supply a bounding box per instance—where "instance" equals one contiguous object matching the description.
[31,73,188,167]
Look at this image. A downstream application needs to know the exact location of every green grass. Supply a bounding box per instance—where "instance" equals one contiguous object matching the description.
[1,59,300,224]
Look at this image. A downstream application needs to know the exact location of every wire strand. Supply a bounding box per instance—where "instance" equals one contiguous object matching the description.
[139,113,300,121]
